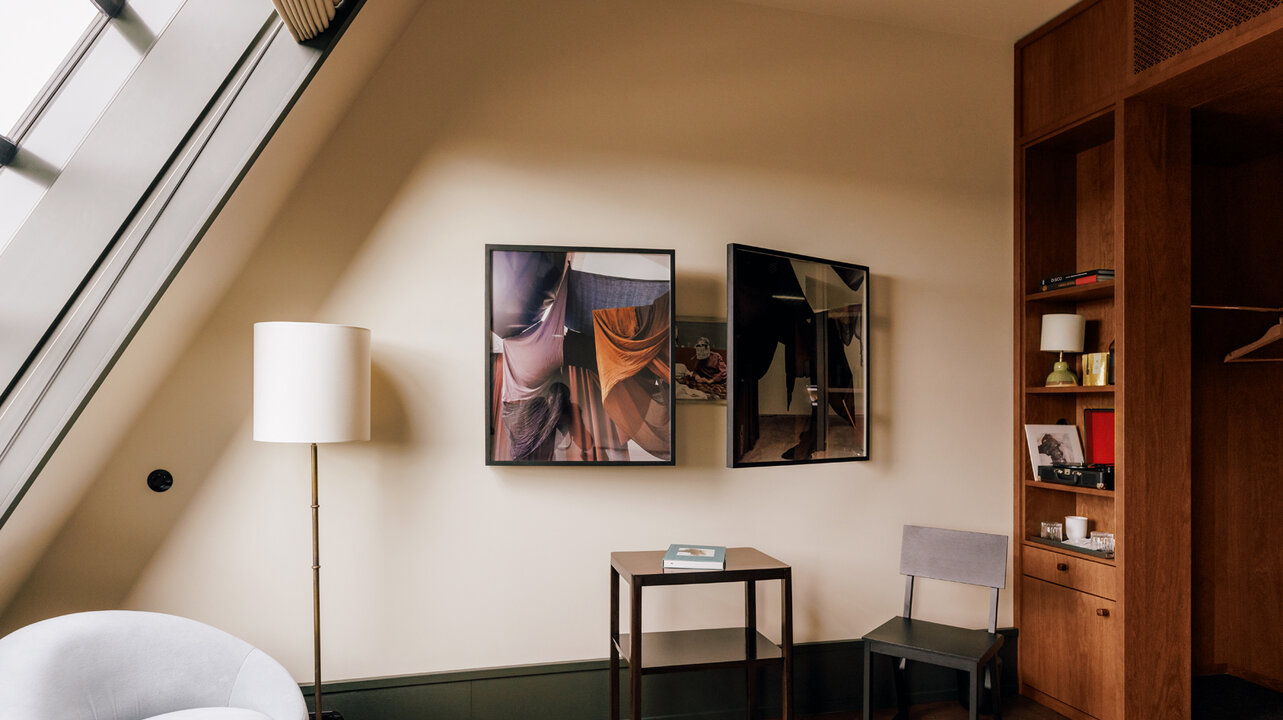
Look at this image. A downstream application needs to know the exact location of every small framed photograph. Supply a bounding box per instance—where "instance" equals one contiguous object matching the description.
[1024,424,1084,474]
[674,317,727,403]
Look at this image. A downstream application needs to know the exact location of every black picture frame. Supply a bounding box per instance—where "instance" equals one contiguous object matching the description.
[727,243,870,467]
[485,245,676,466]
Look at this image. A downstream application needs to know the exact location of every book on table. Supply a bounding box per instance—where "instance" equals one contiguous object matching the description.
[663,543,726,570]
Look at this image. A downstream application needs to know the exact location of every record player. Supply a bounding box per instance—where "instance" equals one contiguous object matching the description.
[1037,463,1115,490]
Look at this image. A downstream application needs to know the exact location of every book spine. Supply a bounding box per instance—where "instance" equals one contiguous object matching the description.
[1041,269,1114,285]
[1041,273,1114,291]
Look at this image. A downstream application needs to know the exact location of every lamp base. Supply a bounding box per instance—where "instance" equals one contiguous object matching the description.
[1046,360,1079,387]
[310,712,344,720]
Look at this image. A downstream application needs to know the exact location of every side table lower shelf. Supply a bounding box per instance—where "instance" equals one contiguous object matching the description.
[615,628,783,673]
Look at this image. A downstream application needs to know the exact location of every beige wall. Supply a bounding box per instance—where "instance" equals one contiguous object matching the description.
[2,0,1015,682]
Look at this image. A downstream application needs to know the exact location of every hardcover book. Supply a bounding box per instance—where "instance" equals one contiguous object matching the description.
[1040,268,1114,291]
[663,544,726,570]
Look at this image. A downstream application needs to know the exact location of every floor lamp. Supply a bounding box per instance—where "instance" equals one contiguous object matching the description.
[254,322,370,720]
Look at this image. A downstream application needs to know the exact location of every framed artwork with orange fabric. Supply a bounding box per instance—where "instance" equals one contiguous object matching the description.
[728,244,869,468]
[486,245,676,465]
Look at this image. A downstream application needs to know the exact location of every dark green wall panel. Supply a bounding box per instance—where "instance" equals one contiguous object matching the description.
[304,634,1018,720]
[472,669,610,720]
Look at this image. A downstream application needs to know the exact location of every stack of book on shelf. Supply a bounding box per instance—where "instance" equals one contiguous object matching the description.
[1040,268,1114,291]
[663,543,726,571]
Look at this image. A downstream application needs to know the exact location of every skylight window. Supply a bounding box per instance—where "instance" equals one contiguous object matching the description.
[0,1,100,137]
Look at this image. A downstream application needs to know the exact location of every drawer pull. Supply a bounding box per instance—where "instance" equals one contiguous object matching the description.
[1056,563,1069,571]
[1096,608,1110,617]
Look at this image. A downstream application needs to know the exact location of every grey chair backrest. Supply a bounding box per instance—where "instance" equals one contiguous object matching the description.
[900,525,1008,633]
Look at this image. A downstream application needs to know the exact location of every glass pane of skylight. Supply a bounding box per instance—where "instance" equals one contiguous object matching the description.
[0,1,99,136]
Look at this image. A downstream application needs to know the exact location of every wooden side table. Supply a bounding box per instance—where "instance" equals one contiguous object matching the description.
[609,547,793,720]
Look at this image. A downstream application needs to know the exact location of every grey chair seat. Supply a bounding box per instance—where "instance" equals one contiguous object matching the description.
[864,616,1004,670]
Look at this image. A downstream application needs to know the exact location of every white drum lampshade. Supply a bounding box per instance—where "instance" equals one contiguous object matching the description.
[1039,313,1086,387]
[254,322,370,444]
[1039,313,1086,354]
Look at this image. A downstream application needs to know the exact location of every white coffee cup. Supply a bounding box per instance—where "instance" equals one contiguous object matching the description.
[1065,515,1089,541]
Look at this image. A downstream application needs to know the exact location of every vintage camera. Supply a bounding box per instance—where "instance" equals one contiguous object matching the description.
[1036,463,1115,491]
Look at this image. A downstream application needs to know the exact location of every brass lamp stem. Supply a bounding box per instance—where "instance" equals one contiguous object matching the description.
[311,442,322,719]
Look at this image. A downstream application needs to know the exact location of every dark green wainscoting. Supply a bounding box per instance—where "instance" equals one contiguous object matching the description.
[304,631,1018,720]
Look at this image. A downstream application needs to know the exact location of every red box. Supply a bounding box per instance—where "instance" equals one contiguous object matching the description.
[1083,409,1115,465]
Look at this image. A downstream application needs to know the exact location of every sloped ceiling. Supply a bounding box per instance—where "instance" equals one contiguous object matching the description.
[0,0,429,625]
[0,0,1081,629]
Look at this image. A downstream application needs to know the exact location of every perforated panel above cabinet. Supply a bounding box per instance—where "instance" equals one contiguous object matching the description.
[1134,0,1283,73]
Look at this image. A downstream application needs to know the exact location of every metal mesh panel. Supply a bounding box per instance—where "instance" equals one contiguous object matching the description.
[1134,0,1283,73]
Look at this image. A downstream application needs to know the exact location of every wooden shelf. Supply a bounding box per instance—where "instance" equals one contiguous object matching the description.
[1024,279,1115,303]
[615,629,782,673]
[1025,385,1115,394]
[1025,537,1115,565]
[1025,479,1115,497]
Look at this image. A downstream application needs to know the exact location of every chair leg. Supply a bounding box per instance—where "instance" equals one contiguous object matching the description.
[892,658,909,719]
[969,667,980,720]
[863,644,873,720]
[992,656,1003,720]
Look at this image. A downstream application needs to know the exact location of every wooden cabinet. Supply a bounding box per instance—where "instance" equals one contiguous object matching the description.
[1016,2,1283,717]
[1014,10,1192,720]
[1020,577,1119,720]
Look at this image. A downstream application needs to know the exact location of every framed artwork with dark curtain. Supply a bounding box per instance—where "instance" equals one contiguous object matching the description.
[486,245,675,465]
[727,244,869,467]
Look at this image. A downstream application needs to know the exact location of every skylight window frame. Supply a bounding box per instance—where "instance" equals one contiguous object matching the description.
[0,0,369,532]
[3,10,112,147]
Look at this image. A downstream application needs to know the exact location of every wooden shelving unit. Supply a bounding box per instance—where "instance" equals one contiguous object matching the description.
[1016,2,1283,718]
[1014,4,1193,718]
[1014,103,1127,717]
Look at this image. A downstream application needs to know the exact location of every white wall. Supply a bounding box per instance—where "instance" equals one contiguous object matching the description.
[4,0,1014,683]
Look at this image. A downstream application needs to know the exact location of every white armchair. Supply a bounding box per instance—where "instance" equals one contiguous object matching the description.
[0,610,307,720]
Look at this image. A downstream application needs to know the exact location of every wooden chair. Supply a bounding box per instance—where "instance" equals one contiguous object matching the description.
[862,525,1008,720]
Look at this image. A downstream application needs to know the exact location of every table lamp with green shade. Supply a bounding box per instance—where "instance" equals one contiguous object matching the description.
[1040,313,1085,386]
[254,321,370,720]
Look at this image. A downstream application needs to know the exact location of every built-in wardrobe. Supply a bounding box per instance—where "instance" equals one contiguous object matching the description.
[1190,112,1283,691]
[1013,2,1283,718]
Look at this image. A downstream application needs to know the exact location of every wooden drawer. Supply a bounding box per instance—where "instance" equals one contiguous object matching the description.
[1024,545,1116,600]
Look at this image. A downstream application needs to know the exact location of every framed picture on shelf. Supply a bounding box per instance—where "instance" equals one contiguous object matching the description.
[486,245,675,465]
[1023,423,1085,475]
[674,317,727,403]
[727,243,869,467]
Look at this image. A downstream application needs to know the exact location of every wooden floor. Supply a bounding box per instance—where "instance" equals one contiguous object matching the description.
[804,694,1070,719]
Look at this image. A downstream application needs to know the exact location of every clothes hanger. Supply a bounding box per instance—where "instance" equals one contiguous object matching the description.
[1191,305,1283,363]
